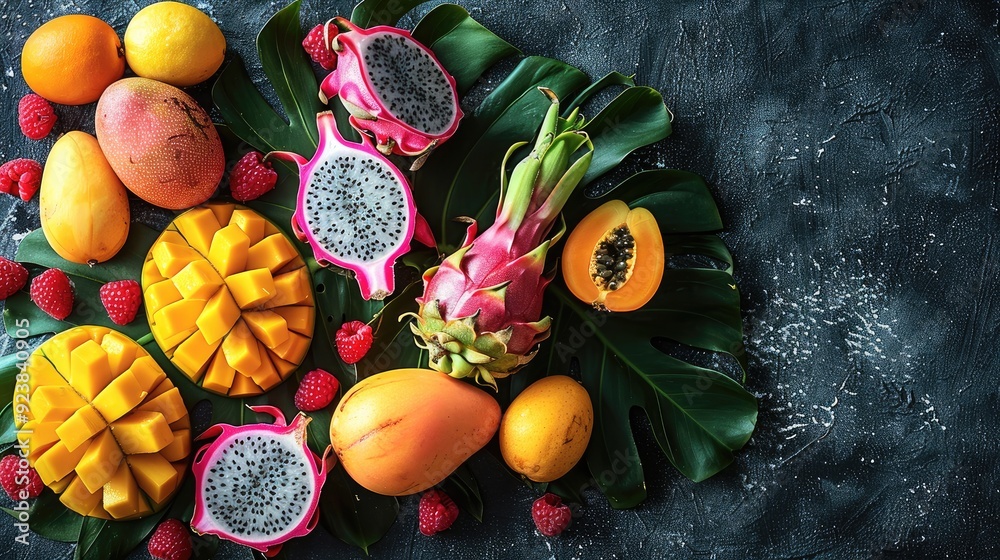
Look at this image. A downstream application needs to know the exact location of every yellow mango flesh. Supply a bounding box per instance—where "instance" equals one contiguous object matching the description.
[330,369,501,496]
[127,453,179,504]
[142,204,315,396]
[21,327,191,519]
[39,131,130,265]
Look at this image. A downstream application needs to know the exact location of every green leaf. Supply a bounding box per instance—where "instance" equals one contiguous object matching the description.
[3,490,83,543]
[356,282,425,380]
[563,71,635,114]
[350,0,429,27]
[580,87,672,186]
[413,4,520,94]
[0,351,20,412]
[320,464,399,552]
[73,510,167,560]
[440,463,483,522]
[3,226,158,340]
[0,404,16,446]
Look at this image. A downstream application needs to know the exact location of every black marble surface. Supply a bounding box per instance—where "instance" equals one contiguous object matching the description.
[2,0,999,558]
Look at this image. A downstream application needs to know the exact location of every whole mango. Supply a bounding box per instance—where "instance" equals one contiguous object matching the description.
[330,368,500,496]
[499,375,593,482]
[95,77,224,210]
[40,131,130,265]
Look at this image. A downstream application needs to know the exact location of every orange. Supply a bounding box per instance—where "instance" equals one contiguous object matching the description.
[21,15,125,105]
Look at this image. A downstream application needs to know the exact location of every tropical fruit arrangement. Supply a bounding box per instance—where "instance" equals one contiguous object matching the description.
[0,1,758,558]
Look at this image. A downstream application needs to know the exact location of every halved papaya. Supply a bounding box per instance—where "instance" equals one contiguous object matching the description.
[562,200,664,312]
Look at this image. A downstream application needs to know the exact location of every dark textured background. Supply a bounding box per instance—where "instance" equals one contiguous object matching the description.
[2,0,999,558]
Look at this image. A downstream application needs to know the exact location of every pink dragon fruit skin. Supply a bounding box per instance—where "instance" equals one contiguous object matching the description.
[406,89,594,388]
[318,17,463,160]
[269,111,417,300]
[190,406,332,556]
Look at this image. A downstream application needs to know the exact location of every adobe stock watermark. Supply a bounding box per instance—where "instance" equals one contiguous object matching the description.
[10,318,32,546]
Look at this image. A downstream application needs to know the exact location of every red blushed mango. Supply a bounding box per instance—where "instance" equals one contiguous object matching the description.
[562,200,664,312]
[95,77,224,210]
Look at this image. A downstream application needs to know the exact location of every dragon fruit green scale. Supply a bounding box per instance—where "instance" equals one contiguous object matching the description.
[404,88,593,388]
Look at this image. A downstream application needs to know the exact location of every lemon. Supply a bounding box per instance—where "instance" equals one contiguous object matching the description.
[124,1,225,87]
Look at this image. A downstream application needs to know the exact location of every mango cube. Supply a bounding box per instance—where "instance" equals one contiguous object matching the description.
[246,234,298,273]
[34,441,88,485]
[152,242,202,277]
[127,453,179,504]
[59,476,103,517]
[172,259,224,301]
[230,209,266,244]
[172,331,221,382]
[100,331,139,376]
[161,429,191,462]
[22,419,61,461]
[268,353,298,377]
[247,343,281,390]
[263,267,312,308]
[142,258,166,285]
[40,328,91,381]
[228,373,263,397]
[222,320,260,374]
[75,429,123,493]
[201,352,237,395]
[196,287,241,344]
[30,385,86,423]
[225,268,276,308]
[152,299,206,341]
[207,202,235,226]
[111,411,173,454]
[103,461,143,519]
[208,224,250,277]
[68,340,113,401]
[90,371,147,424]
[126,356,167,393]
[272,306,315,336]
[243,310,289,349]
[174,207,220,255]
[137,387,187,425]
[144,280,183,316]
[56,404,107,452]
[271,332,312,365]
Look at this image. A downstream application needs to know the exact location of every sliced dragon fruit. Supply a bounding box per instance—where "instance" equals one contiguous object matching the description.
[190,405,332,556]
[319,16,463,163]
[269,111,416,300]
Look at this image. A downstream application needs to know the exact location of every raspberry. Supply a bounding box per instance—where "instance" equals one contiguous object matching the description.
[18,93,57,140]
[99,279,142,325]
[531,493,572,537]
[29,268,74,320]
[0,256,29,300]
[418,488,459,536]
[302,22,339,71]
[230,151,277,202]
[294,368,340,412]
[0,455,44,501]
[147,518,193,560]
[335,320,373,364]
[0,159,43,202]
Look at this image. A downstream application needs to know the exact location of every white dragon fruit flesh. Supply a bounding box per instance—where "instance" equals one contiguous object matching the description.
[269,111,417,300]
[405,88,594,388]
[318,17,463,163]
[190,405,332,556]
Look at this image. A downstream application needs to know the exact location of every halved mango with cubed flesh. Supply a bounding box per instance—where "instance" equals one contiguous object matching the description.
[142,204,316,396]
[562,200,664,312]
[22,327,191,519]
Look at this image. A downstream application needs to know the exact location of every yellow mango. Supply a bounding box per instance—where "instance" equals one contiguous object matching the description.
[24,355,68,397]
[228,373,263,397]
[59,476,103,517]
[196,287,241,344]
[75,429,123,493]
[50,474,73,494]
[224,268,276,308]
[39,131,129,265]
[171,259,223,301]
[127,453,179,504]
[264,267,312,308]
[242,310,289,348]
[272,306,315,336]
[111,411,173,454]
[143,258,166,285]
[330,369,501,496]
[207,202,235,226]
[268,352,297,377]
[152,299,205,341]
[103,461,143,519]
[40,328,92,375]
[202,351,237,395]
[172,330,221,382]
[144,279,183,316]
[247,343,281,390]
[160,429,191,462]
[173,207,219,255]
[23,419,61,461]
[68,340,113,401]
[91,371,147,423]
[246,233,298,273]
[34,440,89,485]
[152,242,202,277]
[208,224,250,277]
[230,208,266,244]
[137,387,186,424]
[56,404,106,452]
[499,375,594,483]
[222,320,260,374]
[30,385,86,423]
[100,331,139,376]
[271,332,311,365]
[126,356,167,393]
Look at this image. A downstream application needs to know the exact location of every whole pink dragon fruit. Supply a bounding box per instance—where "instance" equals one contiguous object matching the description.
[268,111,418,300]
[318,17,463,164]
[190,405,332,556]
[405,88,593,388]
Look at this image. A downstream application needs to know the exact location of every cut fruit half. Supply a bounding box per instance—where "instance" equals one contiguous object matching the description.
[19,326,190,519]
[141,203,316,397]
